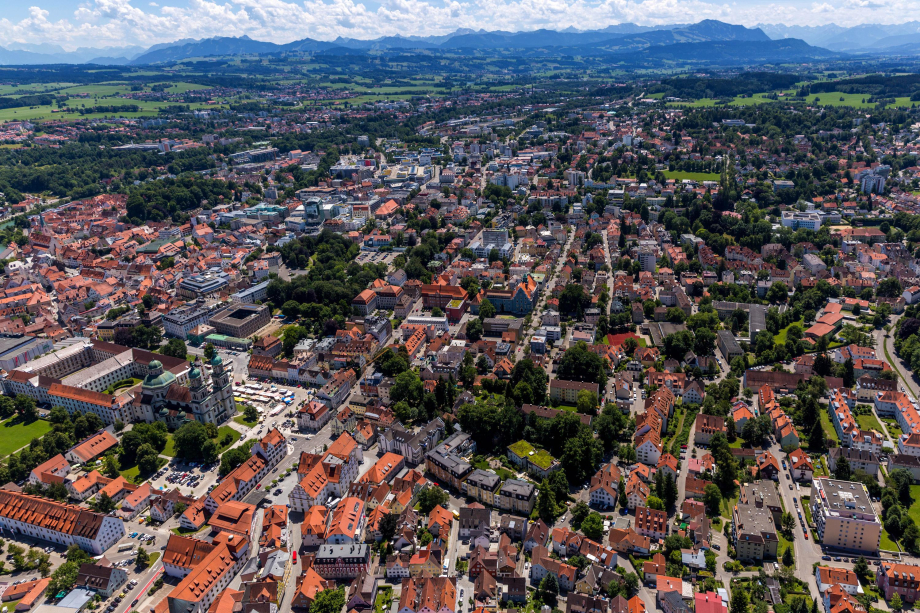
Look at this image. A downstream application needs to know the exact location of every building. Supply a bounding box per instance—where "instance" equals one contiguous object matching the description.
[231,281,270,304]
[716,331,743,362]
[496,479,537,515]
[694,414,725,446]
[397,576,456,613]
[0,490,125,554]
[732,482,781,562]
[209,305,270,338]
[65,431,120,465]
[815,567,862,595]
[811,478,881,554]
[75,562,128,597]
[550,379,599,404]
[634,506,667,541]
[163,305,214,338]
[878,563,920,603]
[314,544,371,580]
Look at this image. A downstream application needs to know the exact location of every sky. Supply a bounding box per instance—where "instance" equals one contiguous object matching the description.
[0,0,914,51]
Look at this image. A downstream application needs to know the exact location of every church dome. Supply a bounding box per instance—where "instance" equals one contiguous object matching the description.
[144,367,176,389]
[210,355,223,367]
[190,367,202,380]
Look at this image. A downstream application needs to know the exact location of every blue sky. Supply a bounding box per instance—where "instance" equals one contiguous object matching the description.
[0,0,909,50]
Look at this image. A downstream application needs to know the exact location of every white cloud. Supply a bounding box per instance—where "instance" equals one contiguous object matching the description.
[1,0,917,50]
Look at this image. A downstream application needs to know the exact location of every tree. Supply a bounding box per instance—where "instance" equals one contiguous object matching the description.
[576,390,599,415]
[14,395,37,422]
[416,487,449,514]
[581,512,604,541]
[244,404,259,423]
[618,478,627,509]
[557,342,607,386]
[663,474,678,509]
[312,588,346,613]
[466,318,483,342]
[571,501,591,527]
[834,456,851,481]
[808,420,827,453]
[705,549,717,572]
[203,343,216,361]
[161,338,188,360]
[136,547,150,569]
[843,357,856,388]
[172,421,211,461]
[618,444,637,465]
[220,447,251,476]
[479,298,496,320]
[646,496,665,511]
[103,454,120,478]
[853,556,869,579]
[391,370,424,407]
[537,479,559,523]
[93,492,116,513]
[137,444,160,476]
[781,512,795,535]
[891,593,903,612]
[731,585,749,613]
[782,545,794,567]
[537,573,559,607]
[703,484,722,516]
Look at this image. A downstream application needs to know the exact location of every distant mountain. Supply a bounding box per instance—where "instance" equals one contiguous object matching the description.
[129,35,282,64]
[610,38,841,64]
[759,21,920,52]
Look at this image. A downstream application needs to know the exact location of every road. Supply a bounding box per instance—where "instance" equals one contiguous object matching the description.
[875,316,919,400]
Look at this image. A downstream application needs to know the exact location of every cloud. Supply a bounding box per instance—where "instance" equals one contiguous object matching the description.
[1,0,918,50]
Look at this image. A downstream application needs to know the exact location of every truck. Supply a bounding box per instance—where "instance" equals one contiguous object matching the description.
[118,543,133,552]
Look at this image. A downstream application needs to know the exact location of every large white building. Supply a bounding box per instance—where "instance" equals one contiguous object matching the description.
[0,491,125,554]
[810,478,881,554]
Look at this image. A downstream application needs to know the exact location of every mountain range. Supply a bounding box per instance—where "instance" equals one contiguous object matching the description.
[0,19,915,66]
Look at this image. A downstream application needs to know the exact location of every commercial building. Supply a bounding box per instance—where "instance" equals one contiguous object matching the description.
[209,304,270,338]
[177,272,230,299]
[810,478,881,554]
[0,335,54,371]
[781,211,822,231]
[716,331,743,362]
[163,304,215,338]
[314,544,371,579]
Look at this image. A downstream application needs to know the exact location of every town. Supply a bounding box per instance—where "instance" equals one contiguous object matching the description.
[0,56,918,613]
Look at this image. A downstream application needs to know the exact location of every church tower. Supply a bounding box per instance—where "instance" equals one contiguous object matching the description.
[210,355,235,423]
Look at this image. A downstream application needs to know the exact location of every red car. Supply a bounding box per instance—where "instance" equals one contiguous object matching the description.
[804,532,809,540]
[293,551,297,563]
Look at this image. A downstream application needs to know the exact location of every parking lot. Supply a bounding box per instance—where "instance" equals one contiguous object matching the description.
[355,250,399,266]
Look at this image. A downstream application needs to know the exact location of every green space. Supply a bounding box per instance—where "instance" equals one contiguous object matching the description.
[148,552,160,565]
[105,378,142,395]
[170,524,208,536]
[661,170,720,182]
[819,409,840,444]
[0,417,52,459]
[775,319,805,346]
[668,91,915,110]
[121,456,168,484]
[234,415,258,428]
[883,418,903,437]
[778,531,795,568]
[557,404,578,413]
[161,425,241,457]
[508,440,555,470]
[855,413,887,439]
[375,586,394,613]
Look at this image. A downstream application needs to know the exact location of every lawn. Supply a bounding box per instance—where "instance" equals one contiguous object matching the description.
[855,413,887,439]
[778,532,795,568]
[819,409,840,444]
[234,415,258,428]
[120,456,168,484]
[774,319,805,346]
[0,417,52,458]
[662,170,720,182]
[162,426,241,457]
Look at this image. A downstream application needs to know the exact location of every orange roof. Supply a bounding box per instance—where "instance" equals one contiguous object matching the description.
[209,501,256,536]
[358,452,404,485]
[68,431,119,463]
[163,534,216,569]
[167,542,238,603]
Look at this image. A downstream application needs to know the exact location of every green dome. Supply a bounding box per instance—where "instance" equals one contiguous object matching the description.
[144,369,176,389]
[190,367,201,380]
[210,355,223,367]
[149,359,163,370]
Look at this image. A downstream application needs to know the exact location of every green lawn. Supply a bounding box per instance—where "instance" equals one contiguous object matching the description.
[775,319,805,346]
[881,529,900,552]
[162,426,241,457]
[662,170,720,182]
[819,409,840,444]
[778,531,795,567]
[234,415,258,428]
[120,457,167,484]
[855,413,887,439]
[0,417,52,458]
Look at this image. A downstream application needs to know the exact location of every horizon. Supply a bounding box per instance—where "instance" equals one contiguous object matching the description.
[2,0,918,52]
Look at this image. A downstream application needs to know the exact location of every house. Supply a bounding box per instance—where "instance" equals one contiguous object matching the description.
[695,592,727,613]
[459,503,491,540]
[589,463,621,509]
[397,575,457,613]
[75,562,128,597]
[828,448,880,476]
[694,415,725,446]
[607,528,650,555]
[65,431,119,465]
[789,451,815,481]
[642,553,667,586]
[634,506,667,541]
[816,566,862,595]
[524,519,549,553]
[756,451,780,481]
[659,590,691,613]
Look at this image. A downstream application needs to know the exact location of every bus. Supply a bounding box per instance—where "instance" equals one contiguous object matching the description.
[118,543,134,552]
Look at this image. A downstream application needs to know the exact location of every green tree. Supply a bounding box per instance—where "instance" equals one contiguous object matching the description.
[853,556,869,579]
[93,492,116,513]
[243,404,259,423]
[782,545,794,567]
[537,573,559,607]
[161,338,188,360]
[891,593,903,612]
[416,487,449,514]
[731,585,749,613]
[391,370,424,407]
[172,421,210,461]
[136,547,150,569]
[576,390,599,415]
[203,343,217,361]
[220,447,250,476]
[581,512,604,541]
[312,588,346,613]
[479,298,496,320]
[571,501,591,527]
[834,456,851,481]
[646,496,665,511]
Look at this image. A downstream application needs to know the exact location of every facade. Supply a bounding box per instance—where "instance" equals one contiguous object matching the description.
[810,478,881,554]
[314,544,371,579]
[209,304,270,338]
[550,379,599,404]
[0,490,125,554]
[877,563,920,603]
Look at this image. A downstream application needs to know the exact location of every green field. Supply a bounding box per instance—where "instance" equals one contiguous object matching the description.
[234,415,258,428]
[0,417,52,458]
[662,170,720,182]
[668,91,915,110]
[0,99,222,122]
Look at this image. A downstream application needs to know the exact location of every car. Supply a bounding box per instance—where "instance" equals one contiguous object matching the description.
[834,557,842,562]
[804,532,809,540]
[712,544,720,550]
[789,484,793,490]
[132,600,139,607]
[822,556,832,561]
[842,558,849,563]
[680,444,687,449]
